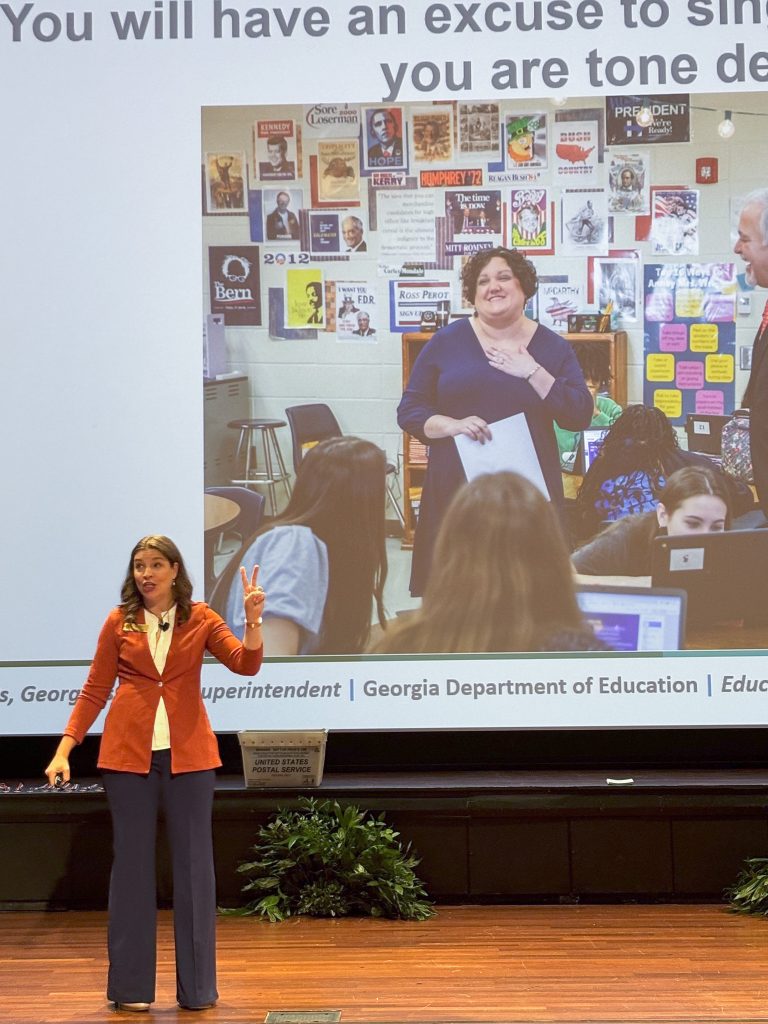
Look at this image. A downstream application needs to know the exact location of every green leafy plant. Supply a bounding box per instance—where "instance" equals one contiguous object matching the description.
[726,857,768,917]
[225,796,435,922]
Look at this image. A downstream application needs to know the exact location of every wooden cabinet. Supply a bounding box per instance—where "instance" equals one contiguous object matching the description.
[564,331,628,407]
[401,332,432,548]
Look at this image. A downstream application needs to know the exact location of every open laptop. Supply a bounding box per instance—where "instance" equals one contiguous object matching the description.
[582,426,610,473]
[685,413,729,456]
[576,584,687,652]
[651,529,768,625]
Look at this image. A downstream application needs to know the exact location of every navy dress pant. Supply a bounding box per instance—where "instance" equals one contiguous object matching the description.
[102,750,218,1008]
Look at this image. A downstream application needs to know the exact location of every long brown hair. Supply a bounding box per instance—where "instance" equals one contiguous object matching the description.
[239,437,388,654]
[120,535,193,624]
[374,472,584,654]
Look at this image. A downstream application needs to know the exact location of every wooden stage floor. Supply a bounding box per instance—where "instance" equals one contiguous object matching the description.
[1,905,767,1024]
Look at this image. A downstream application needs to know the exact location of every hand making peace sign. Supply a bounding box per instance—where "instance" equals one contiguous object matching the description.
[240,564,266,627]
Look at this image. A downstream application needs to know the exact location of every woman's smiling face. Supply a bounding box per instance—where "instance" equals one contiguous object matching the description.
[473,256,526,326]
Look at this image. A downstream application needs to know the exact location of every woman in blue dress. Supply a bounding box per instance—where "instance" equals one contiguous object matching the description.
[398,247,593,596]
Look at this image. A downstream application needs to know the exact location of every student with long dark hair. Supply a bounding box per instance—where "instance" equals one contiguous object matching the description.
[372,472,606,654]
[572,465,732,576]
[224,436,388,655]
[574,404,752,541]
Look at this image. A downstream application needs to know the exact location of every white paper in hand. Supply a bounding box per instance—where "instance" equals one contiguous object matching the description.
[454,413,550,499]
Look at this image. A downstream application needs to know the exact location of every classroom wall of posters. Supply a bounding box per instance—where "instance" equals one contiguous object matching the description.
[643,263,737,424]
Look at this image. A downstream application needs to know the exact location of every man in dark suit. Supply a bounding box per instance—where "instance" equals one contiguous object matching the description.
[259,134,295,179]
[734,188,768,519]
[266,191,300,240]
[352,312,375,336]
[367,108,404,167]
[342,215,367,253]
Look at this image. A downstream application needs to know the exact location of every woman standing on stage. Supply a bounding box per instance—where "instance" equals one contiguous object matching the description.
[398,246,592,596]
[45,535,265,1013]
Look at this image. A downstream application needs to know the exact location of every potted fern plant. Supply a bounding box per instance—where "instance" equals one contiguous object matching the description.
[225,796,434,922]
[726,857,768,916]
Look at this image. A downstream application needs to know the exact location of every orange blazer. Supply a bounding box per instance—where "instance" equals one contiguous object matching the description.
[63,602,263,774]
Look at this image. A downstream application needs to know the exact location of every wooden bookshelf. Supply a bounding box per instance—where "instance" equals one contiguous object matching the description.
[401,331,433,548]
[564,331,628,407]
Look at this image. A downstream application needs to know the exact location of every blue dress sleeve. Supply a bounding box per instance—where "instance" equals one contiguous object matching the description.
[226,526,329,651]
[397,337,441,444]
[535,332,593,431]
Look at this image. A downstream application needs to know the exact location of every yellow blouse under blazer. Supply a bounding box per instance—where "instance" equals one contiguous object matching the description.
[63,603,263,774]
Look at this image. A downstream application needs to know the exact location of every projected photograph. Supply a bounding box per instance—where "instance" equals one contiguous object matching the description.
[201,97,768,676]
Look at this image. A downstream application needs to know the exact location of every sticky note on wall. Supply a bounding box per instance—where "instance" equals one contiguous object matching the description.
[705,354,734,383]
[675,361,705,389]
[659,323,688,352]
[695,390,725,414]
[646,353,675,381]
[690,324,719,352]
[675,288,704,318]
[653,389,682,418]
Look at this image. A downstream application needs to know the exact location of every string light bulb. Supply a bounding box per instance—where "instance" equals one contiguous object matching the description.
[718,111,735,139]
[550,95,568,108]
[636,105,654,128]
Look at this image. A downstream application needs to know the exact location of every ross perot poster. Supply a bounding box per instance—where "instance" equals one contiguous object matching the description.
[605,94,690,146]
[208,245,261,326]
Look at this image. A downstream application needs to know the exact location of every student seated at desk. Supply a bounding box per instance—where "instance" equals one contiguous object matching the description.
[572,466,731,576]
[373,471,609,654]
[573,405,752,542]
[224,436,388,655]
[555,341,622,472]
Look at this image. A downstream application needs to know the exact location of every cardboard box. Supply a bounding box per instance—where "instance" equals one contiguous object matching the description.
[238,730,327,788]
